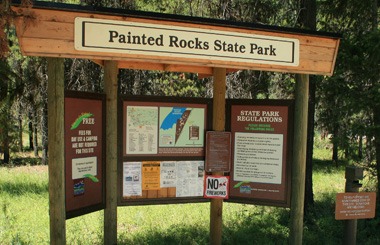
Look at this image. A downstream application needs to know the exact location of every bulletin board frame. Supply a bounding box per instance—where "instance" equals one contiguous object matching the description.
[118,95,213,206]
[225,99,294,207]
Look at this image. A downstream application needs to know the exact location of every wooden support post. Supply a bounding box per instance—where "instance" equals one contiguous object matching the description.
[210,67,226,245]
[343,166,363,245]
[289,74,309,245]
[104,60,119,245]
[47,57,66,245]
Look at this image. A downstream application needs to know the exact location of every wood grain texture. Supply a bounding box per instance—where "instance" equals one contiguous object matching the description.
[12,6,340,75]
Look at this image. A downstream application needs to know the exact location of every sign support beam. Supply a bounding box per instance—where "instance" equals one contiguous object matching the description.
[47,57,66,245]
[210,67,226,245]
[104,60,119,244]
[289,74,309,245]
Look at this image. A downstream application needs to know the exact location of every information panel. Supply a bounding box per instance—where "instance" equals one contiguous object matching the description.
[205,131,231,172]
[335,192,376,220]
[226,100,293,207]
[119,96,212,205]
[64,91,105,219]
[123,98,211,158]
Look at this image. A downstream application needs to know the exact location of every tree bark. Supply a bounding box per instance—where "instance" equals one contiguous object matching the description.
[28,111,34,150]
[299,0,316,215]
[18,106,23,152]
[305,76,316,212]
[374,106,380,214]
[33,114,39,157]
[332,125,339,166]
[358,135,363,159]
[41,81,48,164]
[372,0,379,214]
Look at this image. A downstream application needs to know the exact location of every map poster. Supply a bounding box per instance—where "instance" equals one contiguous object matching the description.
[226,100,293,207]
[123,98,211,158]
[126,106,158,155]
[64,91,105,219]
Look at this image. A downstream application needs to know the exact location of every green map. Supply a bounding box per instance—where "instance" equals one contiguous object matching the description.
[159,107,205,147]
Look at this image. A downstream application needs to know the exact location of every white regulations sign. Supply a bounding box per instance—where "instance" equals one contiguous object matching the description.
[75,18,299,66]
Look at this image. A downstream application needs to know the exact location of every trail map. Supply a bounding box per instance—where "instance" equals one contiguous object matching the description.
[126,106,158,154]
[159,107,205,147]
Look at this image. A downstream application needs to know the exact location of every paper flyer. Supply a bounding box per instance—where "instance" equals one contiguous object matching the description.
[160,161,177,188]
[123,162,142,197]
[176,161,204,197]
[142,162,161,190]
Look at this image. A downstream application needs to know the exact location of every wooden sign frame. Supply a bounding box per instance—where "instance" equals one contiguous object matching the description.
[64,91,106,219]
[118,95,212,206]
[12,1,340,76]
[226,99,294,207]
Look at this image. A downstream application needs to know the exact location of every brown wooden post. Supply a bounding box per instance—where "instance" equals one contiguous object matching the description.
[104,60,119,245]
[343,166,363,245]
[289,74,309,245]
[210,67,226,245]
[47,57,66,245]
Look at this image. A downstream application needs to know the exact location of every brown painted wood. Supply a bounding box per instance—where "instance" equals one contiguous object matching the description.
[47,57,66,245]
[12,6,340,75]
[104,60,119,245]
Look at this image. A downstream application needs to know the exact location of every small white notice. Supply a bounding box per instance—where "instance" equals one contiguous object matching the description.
[72,156,97,179]
[204,175,229,199]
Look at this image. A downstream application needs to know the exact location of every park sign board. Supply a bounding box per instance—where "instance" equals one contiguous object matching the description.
[74,18,299,67]
[226,100,294,207]
[119,96,212,206]
[64,91,106,219]
[12,1,340,75]
[335,192,376,220]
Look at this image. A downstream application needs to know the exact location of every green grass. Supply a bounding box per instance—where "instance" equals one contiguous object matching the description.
[1,148,379,244]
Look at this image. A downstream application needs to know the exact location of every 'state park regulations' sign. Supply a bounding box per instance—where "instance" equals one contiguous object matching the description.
[227,100,294,207]
[75,18,300,67]
[64,92,105,219]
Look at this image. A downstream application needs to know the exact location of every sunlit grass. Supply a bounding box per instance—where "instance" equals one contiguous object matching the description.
[0,146,378,244]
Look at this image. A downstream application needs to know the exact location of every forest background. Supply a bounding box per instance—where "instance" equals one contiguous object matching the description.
[0,0,379,243]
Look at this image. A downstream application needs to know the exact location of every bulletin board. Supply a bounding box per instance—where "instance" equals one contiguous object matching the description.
[118,96,212,205]
[226,99,294,207]
[64,91,106,219]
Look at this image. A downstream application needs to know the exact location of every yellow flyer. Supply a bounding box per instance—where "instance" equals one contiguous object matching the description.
[142,161,161,190]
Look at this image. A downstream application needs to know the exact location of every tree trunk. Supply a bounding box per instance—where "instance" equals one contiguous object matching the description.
[33,114,38,157]
[371,0,379,217]
[41,79,48,165]
[374,108,380,215]
[332,126,339,166]
[3,137,10,164]
[28,111,34,150]
[358,135,363,159]
[299,0,317,215]
[305,76,316,213]
[2,107,10,164]
[18,107,23,152]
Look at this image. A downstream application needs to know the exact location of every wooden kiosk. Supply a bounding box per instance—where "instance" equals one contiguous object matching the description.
[11,1,340,244]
